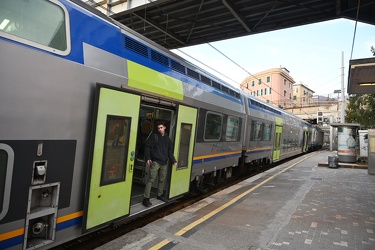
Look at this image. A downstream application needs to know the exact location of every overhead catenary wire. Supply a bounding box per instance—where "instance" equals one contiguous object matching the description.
[350,0,361,60]
[207,43,294,105]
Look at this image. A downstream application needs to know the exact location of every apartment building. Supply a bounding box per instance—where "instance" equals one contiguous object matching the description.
[240,67,295,108]
[293,83,315,107]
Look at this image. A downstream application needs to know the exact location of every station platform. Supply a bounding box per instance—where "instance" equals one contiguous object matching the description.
[95,150,375,250]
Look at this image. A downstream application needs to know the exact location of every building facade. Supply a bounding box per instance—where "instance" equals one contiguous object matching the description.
[240,67,295,109]
[293,83,315,107]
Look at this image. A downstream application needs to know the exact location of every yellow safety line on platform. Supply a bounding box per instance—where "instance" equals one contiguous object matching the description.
[149,152,319,250]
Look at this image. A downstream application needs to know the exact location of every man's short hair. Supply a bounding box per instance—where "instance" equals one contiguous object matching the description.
[156,120,166,127]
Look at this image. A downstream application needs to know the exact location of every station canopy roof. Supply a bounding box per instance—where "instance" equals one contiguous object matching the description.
[96,0,375,50]
[83,0,375,94]
[348,57,375,94]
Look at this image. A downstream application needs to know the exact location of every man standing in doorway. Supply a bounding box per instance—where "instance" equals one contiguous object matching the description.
[143,121,177,207]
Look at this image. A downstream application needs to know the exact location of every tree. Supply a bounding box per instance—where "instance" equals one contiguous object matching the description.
[346,94,375,128]
[372,46,375,56]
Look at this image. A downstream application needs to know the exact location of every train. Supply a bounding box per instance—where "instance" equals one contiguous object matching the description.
[0,0,323,249]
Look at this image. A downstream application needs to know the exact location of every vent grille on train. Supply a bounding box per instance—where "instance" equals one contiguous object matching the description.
[171,60,186,74]
[151,50,169,67]
[124,36,148,58]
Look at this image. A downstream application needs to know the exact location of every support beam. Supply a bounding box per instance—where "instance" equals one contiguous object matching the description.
[222,0,251,32]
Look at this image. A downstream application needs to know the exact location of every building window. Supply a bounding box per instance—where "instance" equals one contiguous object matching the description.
[284,90,287,97]
[252,81,255,87]
[246,83,248,89]
[267,76,270,83]
[258,79,262,85]
[269,88,272,94]
[293,95,297,100]
[284,79,286,85]
[261,89,263,96]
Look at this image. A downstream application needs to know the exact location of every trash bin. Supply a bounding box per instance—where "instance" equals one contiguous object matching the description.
[328,155,338,168]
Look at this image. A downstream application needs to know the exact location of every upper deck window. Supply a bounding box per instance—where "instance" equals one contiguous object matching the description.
[0,0,70,55]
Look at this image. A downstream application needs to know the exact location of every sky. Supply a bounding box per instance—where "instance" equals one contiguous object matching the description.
[171,18,374,97]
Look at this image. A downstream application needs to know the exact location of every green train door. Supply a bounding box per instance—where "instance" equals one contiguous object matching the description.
[273,125,282,161]
[83,85,140,232]
[303,130,309,152]
[169,105,197,198]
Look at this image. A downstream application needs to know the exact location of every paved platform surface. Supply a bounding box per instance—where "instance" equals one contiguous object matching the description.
[96,150,375,250]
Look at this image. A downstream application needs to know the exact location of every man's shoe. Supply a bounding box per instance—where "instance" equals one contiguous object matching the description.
[157,195,168,202]
[142,198,152,207]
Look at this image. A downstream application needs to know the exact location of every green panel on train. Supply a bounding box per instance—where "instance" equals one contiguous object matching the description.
[128,61,184,101]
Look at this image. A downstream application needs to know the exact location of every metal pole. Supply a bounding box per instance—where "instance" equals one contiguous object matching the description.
[341,51,345,123]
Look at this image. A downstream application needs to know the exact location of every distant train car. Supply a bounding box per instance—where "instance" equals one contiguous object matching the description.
[0,1,322,249]
[309,126,324,151]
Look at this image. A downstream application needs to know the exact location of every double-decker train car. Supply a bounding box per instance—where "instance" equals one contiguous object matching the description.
[0,1,323,249]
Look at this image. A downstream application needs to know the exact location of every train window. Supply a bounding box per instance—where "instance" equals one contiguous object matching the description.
[0,0,70,55]
[177,123,192,169]
[226,116,239,141]
[0,150,7,213]
[204,112,222,141]
[212,81,221,90]
[252,121,263,141]
[100,116,131,186]
[201,75,211,86]
[263,123,272,141]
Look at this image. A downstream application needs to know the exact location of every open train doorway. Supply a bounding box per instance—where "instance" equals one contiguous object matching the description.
[130,103,176,212]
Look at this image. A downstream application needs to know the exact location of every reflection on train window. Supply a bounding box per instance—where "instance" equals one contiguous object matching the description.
[226,116,239,141]
[0,0,68,52]
[101,116,131,186]
[252,121,263,140]
[177,123,192,169]
[263,123,272,141]
[204,112,222,141]
[0,150,7,212]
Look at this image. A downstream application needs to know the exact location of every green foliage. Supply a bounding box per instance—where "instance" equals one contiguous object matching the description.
[346,94,375,128]
[372,46,375,56]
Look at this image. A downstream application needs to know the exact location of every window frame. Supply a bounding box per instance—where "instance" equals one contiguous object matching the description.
[204,111,223,141]
[225,116,239,141]
[0,0,71,55]
[0,144,14,221]
[251,121,263,141]
[262,123,272,141]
